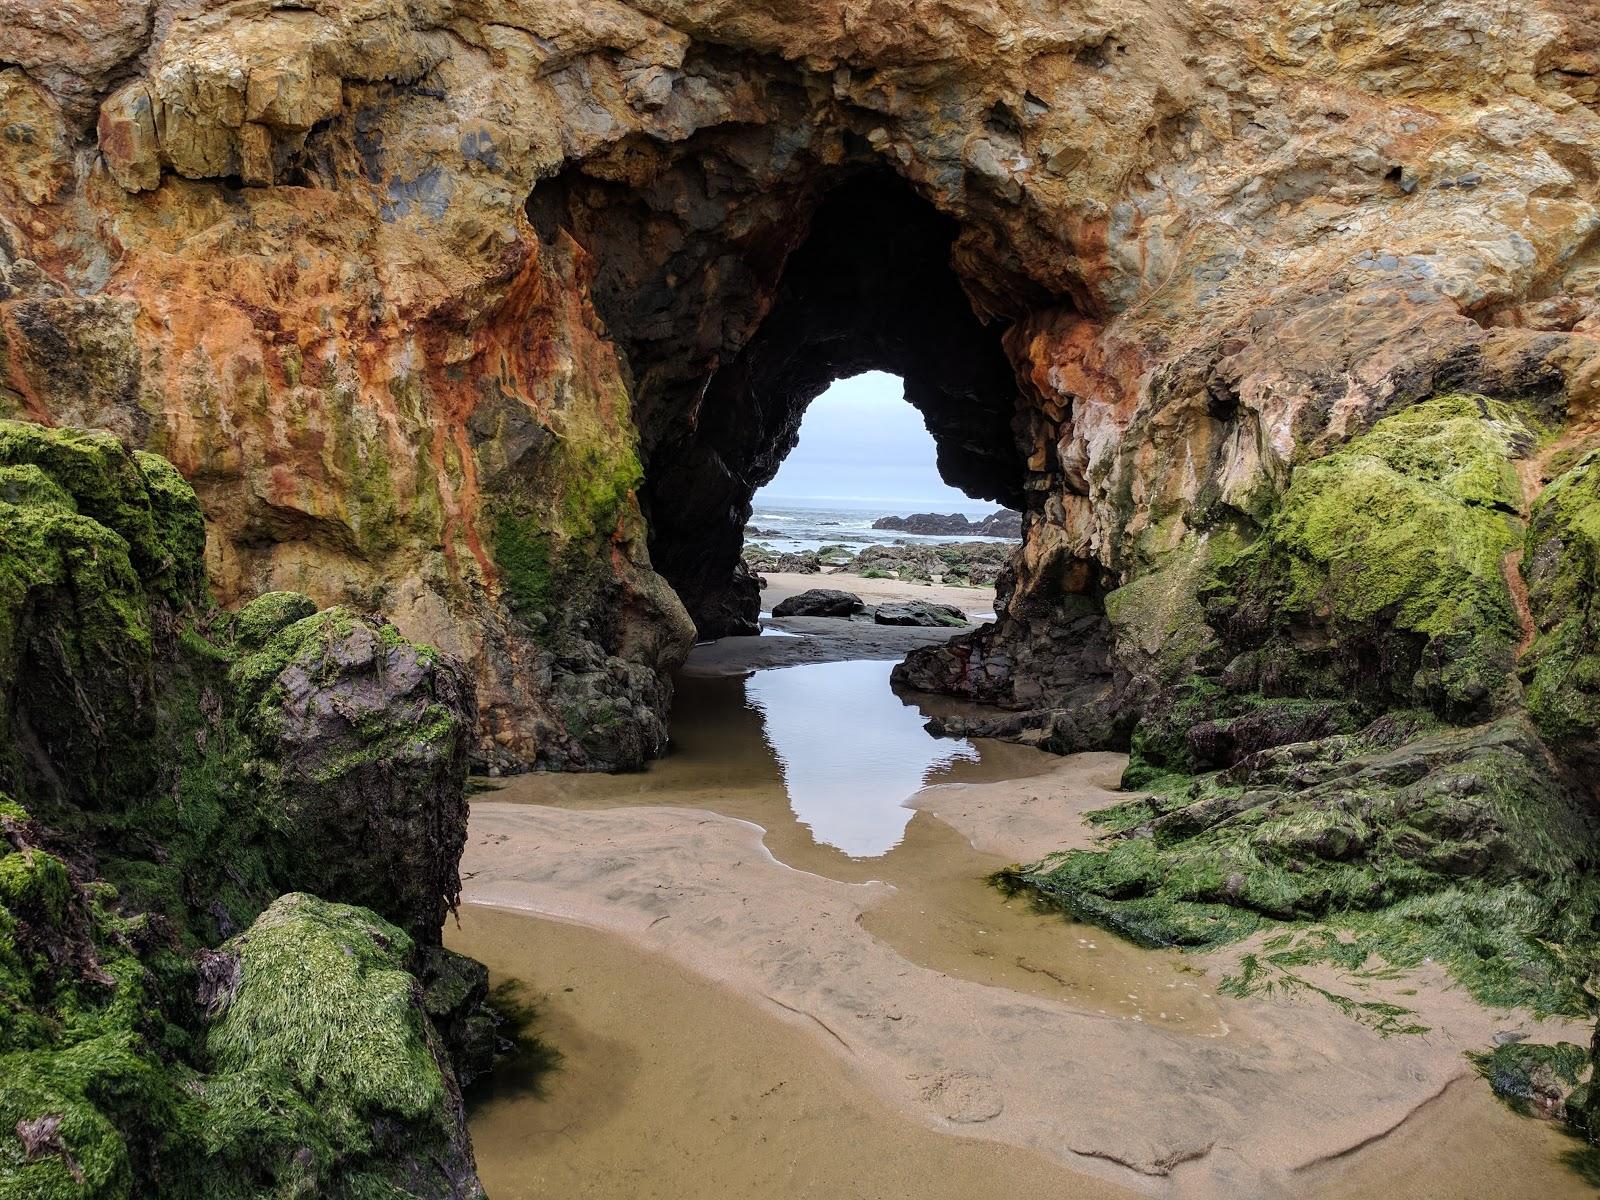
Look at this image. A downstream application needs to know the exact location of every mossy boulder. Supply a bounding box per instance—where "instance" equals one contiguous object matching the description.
[1521,449,1600,777]
[228,591,318,651]
[1210,394,1526,717]
[196,893,483,1200]
[0,423,202,812]
[232,609,476,944]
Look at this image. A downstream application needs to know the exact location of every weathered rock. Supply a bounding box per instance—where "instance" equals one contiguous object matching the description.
[201,893,485,1200]
[874,600,969,628]
[232,608,476,945]
[771,588,865,618]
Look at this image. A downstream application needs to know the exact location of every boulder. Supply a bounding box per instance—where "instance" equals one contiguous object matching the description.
[200,893,485,1200]
[874,600,970,627]
[772,588,866,618]
[232,609,477,945]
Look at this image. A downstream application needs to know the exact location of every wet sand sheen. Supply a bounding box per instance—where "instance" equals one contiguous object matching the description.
[453,906,1139,1200]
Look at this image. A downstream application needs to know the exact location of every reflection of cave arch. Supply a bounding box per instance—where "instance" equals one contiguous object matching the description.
[537,167,1029,637]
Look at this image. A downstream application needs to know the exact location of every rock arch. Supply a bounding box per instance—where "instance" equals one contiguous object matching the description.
[0,0,1596,774]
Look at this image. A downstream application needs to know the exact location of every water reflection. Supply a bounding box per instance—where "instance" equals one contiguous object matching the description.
[743,659,978,857]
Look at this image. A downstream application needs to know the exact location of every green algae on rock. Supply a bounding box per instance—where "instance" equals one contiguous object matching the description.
[232,607,474,945]
[1003,397,1600,1025]
[1521,449,1600,778]
[197,894,483,1200]
[0,422,489,1198]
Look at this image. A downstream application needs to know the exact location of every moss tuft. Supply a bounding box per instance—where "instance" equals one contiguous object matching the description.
[227,590,318,652]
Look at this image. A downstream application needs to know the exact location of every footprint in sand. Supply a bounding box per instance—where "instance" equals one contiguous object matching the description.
[916,1070,1004,1123]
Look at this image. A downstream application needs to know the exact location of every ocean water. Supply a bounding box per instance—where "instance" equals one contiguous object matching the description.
[746,498,1017,554]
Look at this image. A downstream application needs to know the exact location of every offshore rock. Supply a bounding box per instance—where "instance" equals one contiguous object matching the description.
[872,509,1022,538]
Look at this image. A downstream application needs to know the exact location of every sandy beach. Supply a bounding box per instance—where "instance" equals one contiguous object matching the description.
[456,709,1594,1199]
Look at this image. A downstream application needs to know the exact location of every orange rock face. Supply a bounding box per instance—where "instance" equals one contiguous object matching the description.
[1,0,1598,767]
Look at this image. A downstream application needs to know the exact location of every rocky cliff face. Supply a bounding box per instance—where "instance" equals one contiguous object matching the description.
[9,0,1593,775]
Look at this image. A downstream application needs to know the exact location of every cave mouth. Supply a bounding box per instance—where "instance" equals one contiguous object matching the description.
[636,171,1028,639]
[752,370,994,518]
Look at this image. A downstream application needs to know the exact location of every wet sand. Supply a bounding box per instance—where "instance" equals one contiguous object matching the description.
[455,906,1140,1200]
[761,569,996,617]
[455,653,1595,1200]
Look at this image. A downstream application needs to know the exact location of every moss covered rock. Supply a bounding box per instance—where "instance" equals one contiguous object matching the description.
[0,423,200,813]
[1521,449,1600,777]
[196,894,483,1200]
[0,798,199,1200]
[1123,394,1532,783]
[1009,715,1600,1013]
[1212,395,1526,712]
[228,591,318,651]
[232,609,475,944]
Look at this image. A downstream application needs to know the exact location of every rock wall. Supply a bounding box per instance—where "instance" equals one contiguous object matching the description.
[5,0,1594,773]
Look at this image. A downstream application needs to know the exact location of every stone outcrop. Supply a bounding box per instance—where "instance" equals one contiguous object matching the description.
[0,424,486,1197]
[872,508,1022,537]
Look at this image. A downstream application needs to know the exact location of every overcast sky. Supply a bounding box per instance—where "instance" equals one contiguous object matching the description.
[754,372,990,510]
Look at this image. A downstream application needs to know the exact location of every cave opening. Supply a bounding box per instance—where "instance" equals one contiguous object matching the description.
[752,369,994,516]
[631,170,1029,638]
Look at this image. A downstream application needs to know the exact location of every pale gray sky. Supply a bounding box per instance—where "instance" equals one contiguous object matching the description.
[754,372,989,511]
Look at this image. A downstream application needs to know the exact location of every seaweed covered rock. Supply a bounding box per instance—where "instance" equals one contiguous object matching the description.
[0,421,206,814]
[1007,715,1600,1013]
[1472,1041,1590,1121]
[0,796,197,1198]
[232,610,476,945]
[1521,449,1600,780]
[197,894,483,1200]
